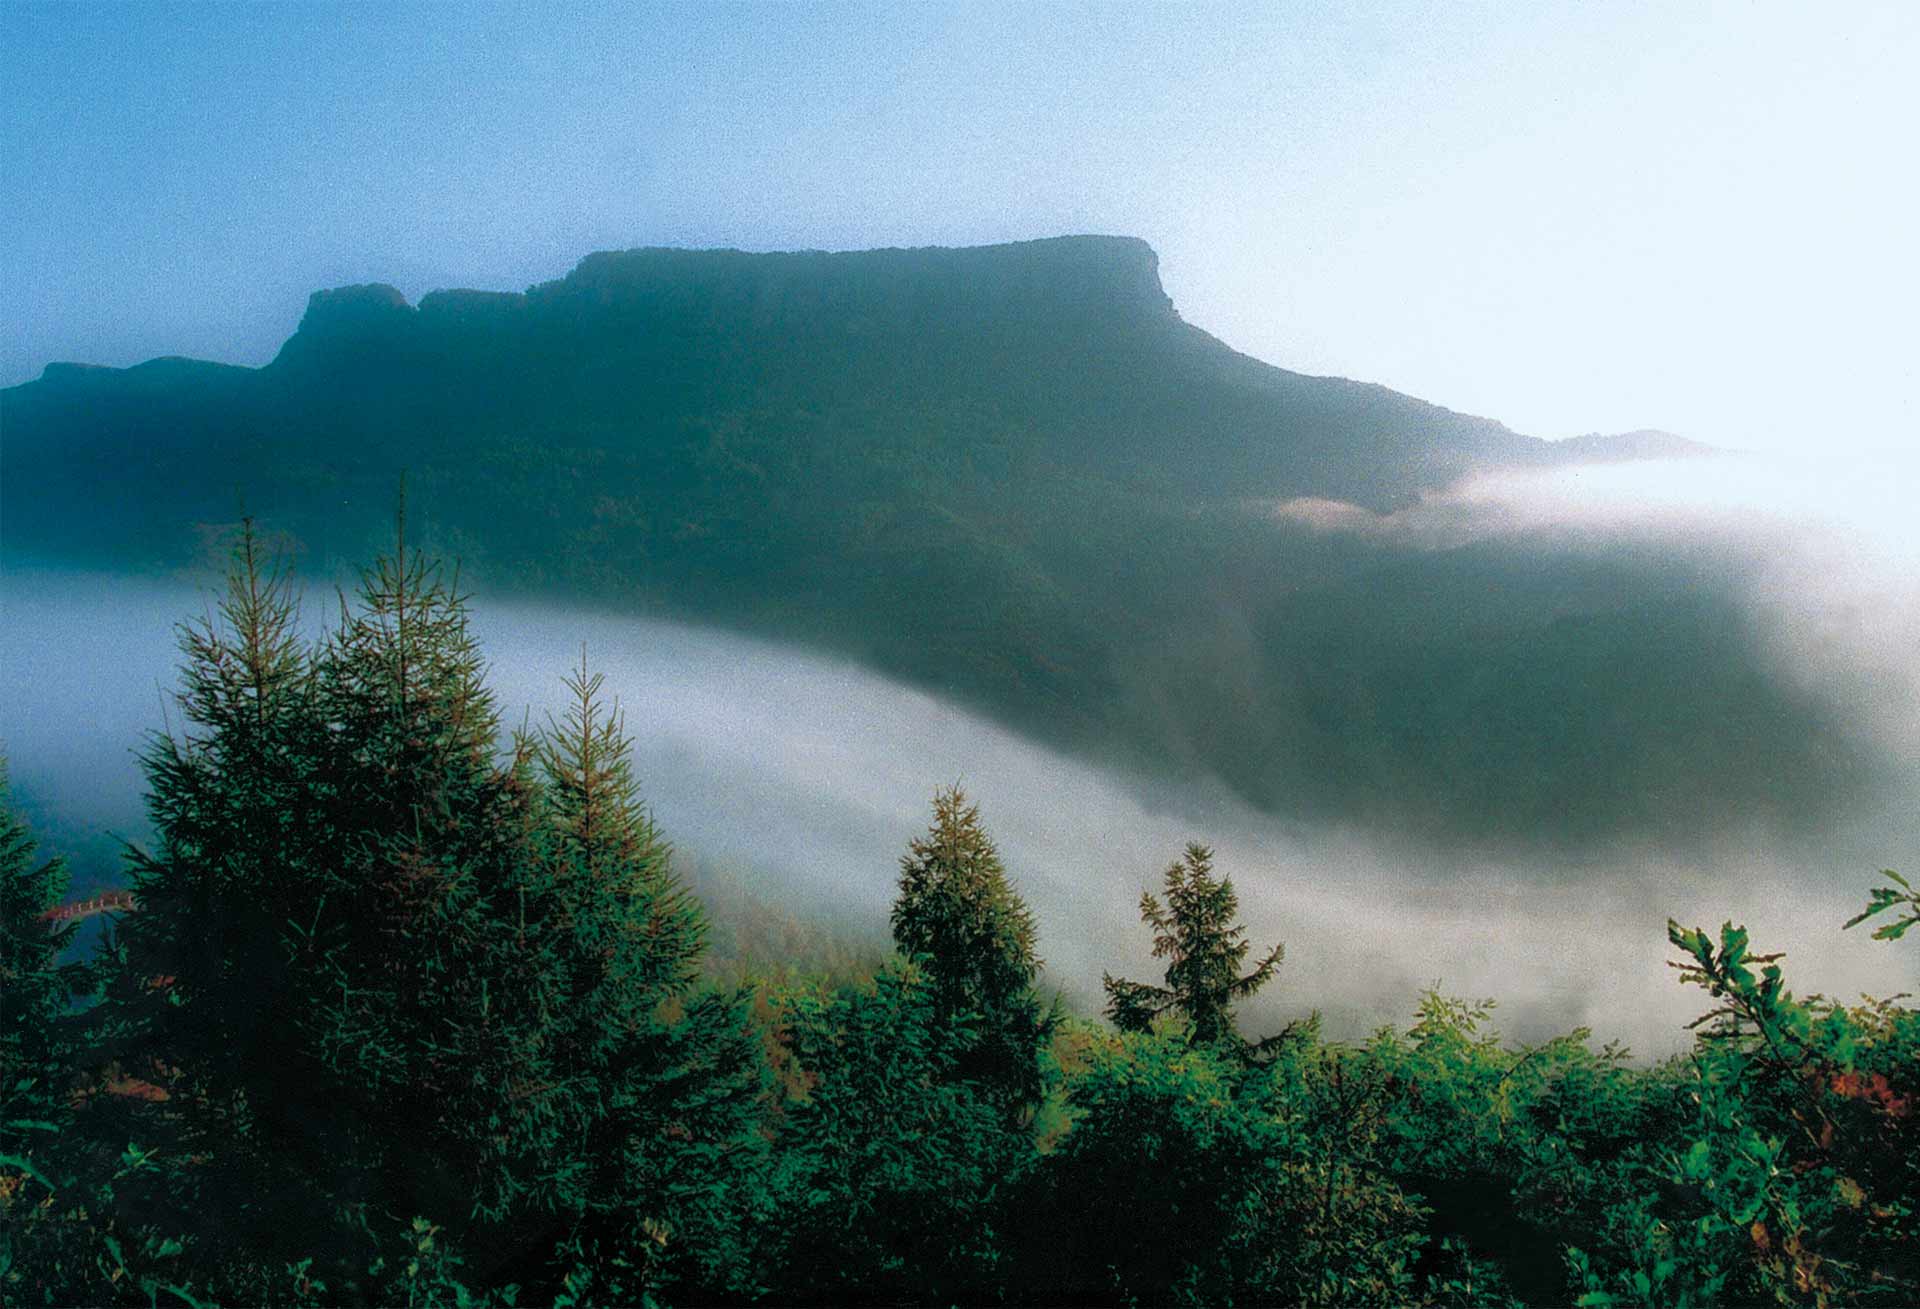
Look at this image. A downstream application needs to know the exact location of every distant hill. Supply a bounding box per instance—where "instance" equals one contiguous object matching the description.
[1546,429,1717,463]
[1,236,1865,850]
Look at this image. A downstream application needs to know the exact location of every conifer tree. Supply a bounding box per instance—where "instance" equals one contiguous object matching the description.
[1103,842,1284,1050]
[120,520,315,1096]
[891,785,1050,1112]
[107,511,764,1301]
[529,651,765,1304]
[109,519,341,1287]
[294,511,560,1242]
[0,764,87,1162]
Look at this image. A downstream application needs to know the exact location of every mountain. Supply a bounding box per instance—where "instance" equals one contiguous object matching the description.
[0,237,1665,556]
[0,236,1866,849]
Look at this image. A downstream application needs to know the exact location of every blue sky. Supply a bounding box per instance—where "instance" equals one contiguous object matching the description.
[6,1,1915,452]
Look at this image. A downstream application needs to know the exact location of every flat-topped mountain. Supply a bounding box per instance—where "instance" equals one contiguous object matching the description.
[5,237,1672,545]
[4,237,1859,850]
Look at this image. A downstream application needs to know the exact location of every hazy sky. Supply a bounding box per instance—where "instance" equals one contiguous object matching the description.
[6,1,1915,453]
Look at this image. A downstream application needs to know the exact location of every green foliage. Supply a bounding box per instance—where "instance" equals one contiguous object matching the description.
[1103,842,1285,1052]
[94,519,764,1302]
[0,771,126,1308]
[372,1216,516,1309]
[1564,916,1919,1308]
[1350,992,1664,1303]
[764,960,1027,1304]
[1845,869,1920,942]
[7,521,1917,1306]
[1365,991,1550,1179]
[890,785,1052,1113]
[0,1133,234,1309]
[1025,1026,1432,1305]
[105,519,339,1284]
[0,762,88,1167]
[513,651,769,1306]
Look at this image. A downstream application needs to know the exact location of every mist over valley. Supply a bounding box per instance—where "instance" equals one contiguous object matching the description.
[7,430,1914,1057]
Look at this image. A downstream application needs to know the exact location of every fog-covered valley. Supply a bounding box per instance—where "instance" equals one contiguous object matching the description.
[8,448,1915,1060]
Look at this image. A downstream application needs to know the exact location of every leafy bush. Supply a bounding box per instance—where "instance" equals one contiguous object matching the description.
[761,960,1027,1304]
[1024,1025,1432,1305]
[1566,916,1918,1307]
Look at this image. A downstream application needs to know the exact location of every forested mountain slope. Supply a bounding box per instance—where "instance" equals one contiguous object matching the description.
[0,237,1851,848]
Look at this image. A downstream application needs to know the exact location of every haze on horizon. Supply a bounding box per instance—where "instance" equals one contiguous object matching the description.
[5,1,1915,455]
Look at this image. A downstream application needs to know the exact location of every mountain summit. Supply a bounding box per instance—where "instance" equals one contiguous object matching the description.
[8,236,1669,545]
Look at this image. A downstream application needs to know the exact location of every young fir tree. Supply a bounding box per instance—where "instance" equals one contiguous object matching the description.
[890,785,1050,1113]
[120,520,315,1078]
[529,652,765,1304]
[1103,842,1284,1051]
[109,519,342,1288]
[295,513,561,1248]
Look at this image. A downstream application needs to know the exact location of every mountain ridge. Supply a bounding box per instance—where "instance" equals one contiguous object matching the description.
[6,235,1848,852]
[19,236,1693,487]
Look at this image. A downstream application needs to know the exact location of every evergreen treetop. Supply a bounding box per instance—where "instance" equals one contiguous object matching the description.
[1103,842,1284,1050]
[892,786,1038,1018]
[891,785,1051,1112]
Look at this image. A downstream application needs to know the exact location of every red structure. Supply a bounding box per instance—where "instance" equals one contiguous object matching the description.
[38,889,138,923]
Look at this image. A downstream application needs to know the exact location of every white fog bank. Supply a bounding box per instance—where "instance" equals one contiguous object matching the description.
[1273,449,1920,782]
[474,601,1917,1058]
[5,561,1912,1061]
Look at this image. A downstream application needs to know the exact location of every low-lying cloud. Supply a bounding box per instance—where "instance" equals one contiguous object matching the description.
[1269,449,1920,818]
[5,507,1914,1059]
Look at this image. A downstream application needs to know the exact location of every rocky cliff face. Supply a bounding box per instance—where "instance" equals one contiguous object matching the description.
[535,235,1178,328]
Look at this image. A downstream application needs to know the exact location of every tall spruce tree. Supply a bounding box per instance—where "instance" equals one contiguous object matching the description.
[890,786,1050,1113]
[1103,842,1284,1050]
[123,521,314,1061]
[296,512,559,1245]
[112,519,339,1286]
[528,652,765,1304]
